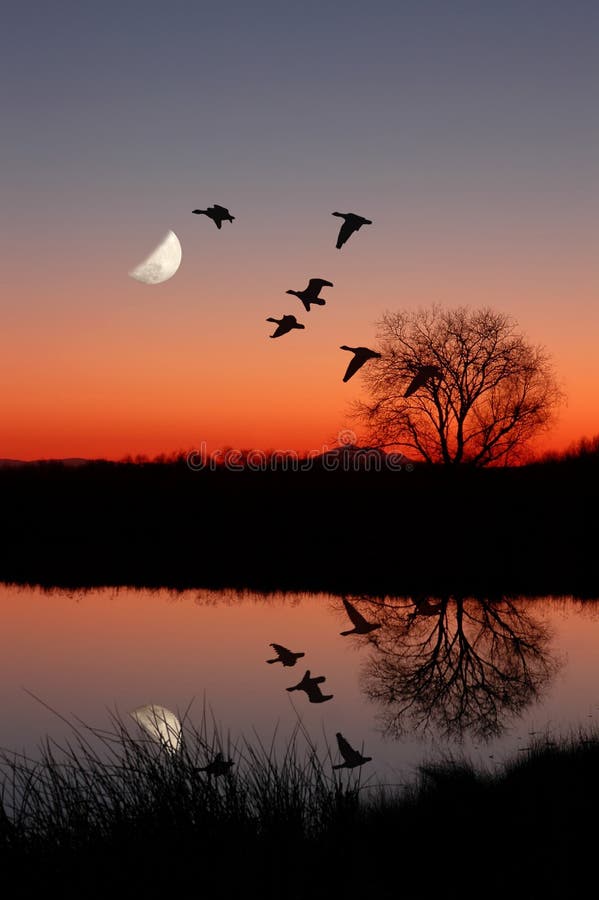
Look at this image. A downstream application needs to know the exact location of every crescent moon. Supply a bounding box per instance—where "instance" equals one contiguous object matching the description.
[128,230,182,284]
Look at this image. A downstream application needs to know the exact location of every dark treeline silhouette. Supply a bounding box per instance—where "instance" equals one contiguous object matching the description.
[1,445,599,594]
[534,433,599,466]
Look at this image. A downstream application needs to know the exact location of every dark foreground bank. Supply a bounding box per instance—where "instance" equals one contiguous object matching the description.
[1,456,598,595]
[1,714,598,900]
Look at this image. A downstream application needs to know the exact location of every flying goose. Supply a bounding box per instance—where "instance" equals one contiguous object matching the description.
[332,212,372,249]
[404,365,443,398]
[192,204,235,229]
[286,278,334,312]
[339,597,381,636]
[340,346,382,382]
[332,732,372,769]
[266,315,306,338]
[286,670,333,703]
[266,643,306,667]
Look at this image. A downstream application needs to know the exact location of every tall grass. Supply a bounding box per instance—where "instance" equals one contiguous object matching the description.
[0,701,374,891]
[2,711,599,898]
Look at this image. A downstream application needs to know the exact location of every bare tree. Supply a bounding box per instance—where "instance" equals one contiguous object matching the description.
[359,595,561,741]
[352,305,564,465]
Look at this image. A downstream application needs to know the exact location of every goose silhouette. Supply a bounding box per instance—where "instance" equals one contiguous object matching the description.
[404,365,443,398]
[286,670,333,703]
[332,212,372,249]
[129,704,182,753]
[197,752,234,777]
[340,346,382,382]
[332,732,372,769]
[266,315,306,338]
[340,596,381,636]
[192,204,235,229]
[266,643,306,667]
[286,278,334,312]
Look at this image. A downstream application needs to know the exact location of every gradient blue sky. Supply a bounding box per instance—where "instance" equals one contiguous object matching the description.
[1,1,597,457]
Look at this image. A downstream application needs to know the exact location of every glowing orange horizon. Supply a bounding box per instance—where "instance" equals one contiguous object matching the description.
[1,425,593,464]
[2,225,597,462]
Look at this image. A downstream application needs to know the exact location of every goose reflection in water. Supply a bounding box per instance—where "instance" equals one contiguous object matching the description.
[355,595,562,741]
[286,670,334,703]
[197,752,234,777]
[266,643,305,667]
[339,596,382,636]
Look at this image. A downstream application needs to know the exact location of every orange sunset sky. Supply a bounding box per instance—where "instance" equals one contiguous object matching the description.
[2,2,597,460]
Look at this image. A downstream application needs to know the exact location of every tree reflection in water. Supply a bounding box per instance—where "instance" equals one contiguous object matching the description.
[354,595,562,741]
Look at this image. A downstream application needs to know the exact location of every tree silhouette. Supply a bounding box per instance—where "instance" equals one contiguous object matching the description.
[359,595,561,741]
[351,305,564,465]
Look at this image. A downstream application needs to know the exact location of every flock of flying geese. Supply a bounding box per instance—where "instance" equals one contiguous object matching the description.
[129,596,381,776]
[128,203,445,772]
[192,204,444,394]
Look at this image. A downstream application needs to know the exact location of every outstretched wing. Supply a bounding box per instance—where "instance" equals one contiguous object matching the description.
[342,355,364,383]
[336,732,355,761]
[404,371,427,398]
[269,321,287,338]
[405,366,442,397]
[306,681,332,702]
[270,643,289,657]
[305,682,321,700]
[342,597,370,628]
[212,205,229,214]
[306,278,334,297]
[287,672,306,690]
[336,219,354,249]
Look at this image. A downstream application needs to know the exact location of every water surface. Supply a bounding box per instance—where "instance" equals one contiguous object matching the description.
[2,585,598,784]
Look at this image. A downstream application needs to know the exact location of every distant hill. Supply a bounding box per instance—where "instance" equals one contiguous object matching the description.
[313,444,412,470]
[0,458,93,468]
[0,450,414,471]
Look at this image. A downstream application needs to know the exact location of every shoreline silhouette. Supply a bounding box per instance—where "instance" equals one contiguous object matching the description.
[1,451,597,595]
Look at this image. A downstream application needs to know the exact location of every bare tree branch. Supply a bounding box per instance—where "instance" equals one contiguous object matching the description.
[360,595,562,741]
[351,305,564,466]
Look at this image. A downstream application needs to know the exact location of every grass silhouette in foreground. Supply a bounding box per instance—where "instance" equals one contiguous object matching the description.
[2,705,599,898]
